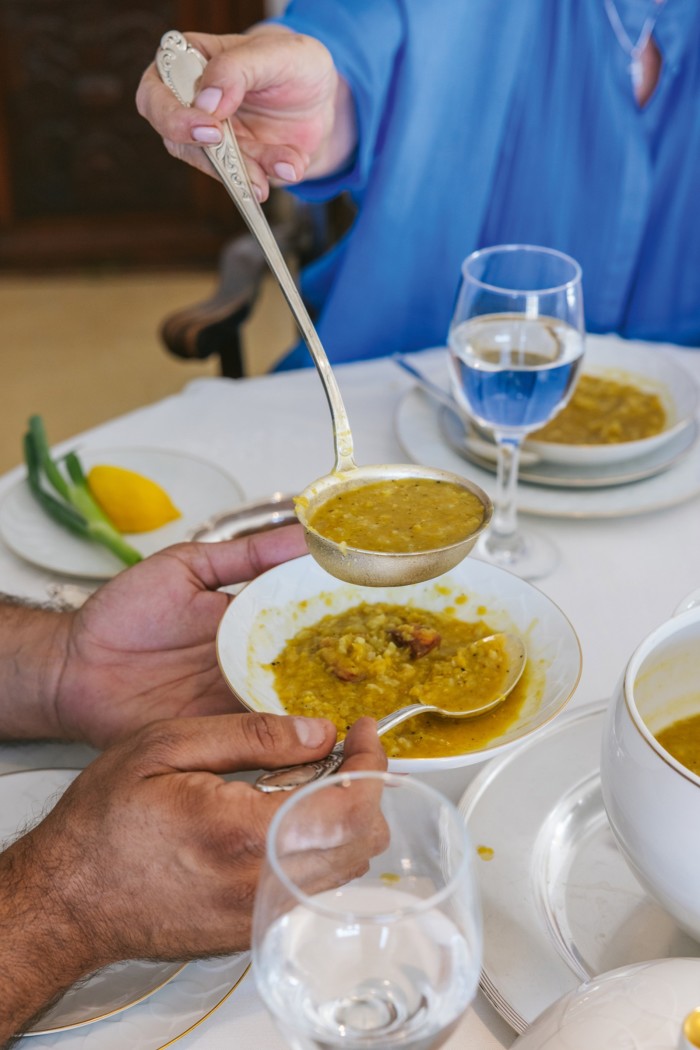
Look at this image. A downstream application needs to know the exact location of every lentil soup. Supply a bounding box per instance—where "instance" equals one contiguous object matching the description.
[267,601,529,759]
[656,711,700,777]
[530,373,665,445]
[304,477,486,553]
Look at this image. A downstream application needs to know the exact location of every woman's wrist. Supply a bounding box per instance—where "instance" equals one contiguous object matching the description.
[305,73,358,180]
[244,23,358,181]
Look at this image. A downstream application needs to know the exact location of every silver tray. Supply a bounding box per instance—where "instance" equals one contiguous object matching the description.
[188,492,296,542]
[459,703,700,1034]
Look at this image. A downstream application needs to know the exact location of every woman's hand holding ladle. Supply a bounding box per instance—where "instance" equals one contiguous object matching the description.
[156,31,492,587]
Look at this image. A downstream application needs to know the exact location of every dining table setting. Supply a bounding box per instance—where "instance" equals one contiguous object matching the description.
[1,308,700,1047]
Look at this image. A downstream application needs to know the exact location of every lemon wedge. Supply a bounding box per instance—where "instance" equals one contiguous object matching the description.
[87,465,181,533]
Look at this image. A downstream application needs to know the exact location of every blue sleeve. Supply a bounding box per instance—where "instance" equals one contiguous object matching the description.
[269,0,404,200]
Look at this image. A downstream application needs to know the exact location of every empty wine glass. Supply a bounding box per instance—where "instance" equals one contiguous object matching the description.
[448,244,585,579]
[252,770,482,1050]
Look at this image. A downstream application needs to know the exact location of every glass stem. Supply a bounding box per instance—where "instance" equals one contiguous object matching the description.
[486,435,525,559]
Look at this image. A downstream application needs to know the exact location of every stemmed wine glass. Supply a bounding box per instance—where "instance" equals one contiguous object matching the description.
[448,244,584,579]
[252,771,482,1050]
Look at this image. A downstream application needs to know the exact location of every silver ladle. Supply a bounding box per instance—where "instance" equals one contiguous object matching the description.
[156,32,492,587]
[254,631,527,792]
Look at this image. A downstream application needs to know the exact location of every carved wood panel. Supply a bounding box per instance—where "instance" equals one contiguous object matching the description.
[0,0,265,268]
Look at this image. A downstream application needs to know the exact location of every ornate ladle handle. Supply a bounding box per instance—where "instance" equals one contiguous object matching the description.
[156,30,356,472]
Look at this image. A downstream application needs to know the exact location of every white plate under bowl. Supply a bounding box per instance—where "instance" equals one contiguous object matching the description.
[0,447,244,579]
[216,554,581,773]
[459,703,700,1034]
[23,953,250,1050]
[523,340,698,466]
[0,768,185,1034]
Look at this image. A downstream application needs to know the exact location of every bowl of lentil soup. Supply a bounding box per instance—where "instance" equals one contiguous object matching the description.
[524,340,698,468]
[216,555,582,772]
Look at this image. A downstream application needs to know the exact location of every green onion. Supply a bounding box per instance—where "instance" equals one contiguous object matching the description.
[24,416,142,568]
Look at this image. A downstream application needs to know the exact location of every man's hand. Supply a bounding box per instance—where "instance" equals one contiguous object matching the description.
[136,26,357,199]
[0,714,386,1043]
[54,525,308,748]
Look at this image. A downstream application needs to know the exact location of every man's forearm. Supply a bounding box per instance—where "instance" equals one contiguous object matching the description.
[0,598,70,740]
[0,833,97,1046]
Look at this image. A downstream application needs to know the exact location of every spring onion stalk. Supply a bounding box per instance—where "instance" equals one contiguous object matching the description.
[24,416,142,567]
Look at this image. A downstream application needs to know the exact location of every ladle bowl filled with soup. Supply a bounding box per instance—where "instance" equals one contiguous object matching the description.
[295,462,493,587]
[601,590,700,942]
[216,554,582,773]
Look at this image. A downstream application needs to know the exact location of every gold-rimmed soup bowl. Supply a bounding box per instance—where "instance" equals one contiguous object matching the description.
[216,554,582,774]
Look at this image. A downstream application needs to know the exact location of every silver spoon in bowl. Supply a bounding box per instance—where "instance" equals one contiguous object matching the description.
[253,631,527,792]
[156,32,492,587]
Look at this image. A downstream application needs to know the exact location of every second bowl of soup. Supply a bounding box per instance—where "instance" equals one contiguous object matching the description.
[601,590,700,942]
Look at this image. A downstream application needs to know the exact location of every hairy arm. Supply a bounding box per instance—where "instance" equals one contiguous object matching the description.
[0,832,97,1045]
[0,597,69,741]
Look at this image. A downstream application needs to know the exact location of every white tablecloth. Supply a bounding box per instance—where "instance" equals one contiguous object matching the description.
[3,337,700,1049]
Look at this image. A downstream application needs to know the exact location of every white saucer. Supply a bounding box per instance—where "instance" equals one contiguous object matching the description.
[0,447,244,579]
[458,703,700,1033]
[395,390,700,518]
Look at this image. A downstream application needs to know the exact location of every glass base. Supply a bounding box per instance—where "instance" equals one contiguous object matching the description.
[474,528,558,581]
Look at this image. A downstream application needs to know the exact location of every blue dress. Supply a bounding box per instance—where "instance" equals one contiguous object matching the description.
[272,0,700,368]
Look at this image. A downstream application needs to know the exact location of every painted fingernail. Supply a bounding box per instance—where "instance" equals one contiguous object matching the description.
[192,126,222,144]
[294,718,329,748]
[273,162,298,183]
[194,87,223,114]
[253,184,264,202]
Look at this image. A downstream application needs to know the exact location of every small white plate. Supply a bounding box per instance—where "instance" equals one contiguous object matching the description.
[524,340,698,466]
[396,388,700,518]
[216,554,581,773]
[0,447,244,579]
[459,704,700,1034]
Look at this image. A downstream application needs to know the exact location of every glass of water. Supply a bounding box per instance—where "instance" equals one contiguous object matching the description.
[448,244,584,579]
[252,771,482,1050]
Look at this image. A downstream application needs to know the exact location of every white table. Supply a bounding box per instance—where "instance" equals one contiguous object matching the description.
[2,338,699,1049]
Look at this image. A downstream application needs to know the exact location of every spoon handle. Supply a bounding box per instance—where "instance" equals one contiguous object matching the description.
[254,741,345,793]
[156,30,356,473]
[253,703,432,793]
